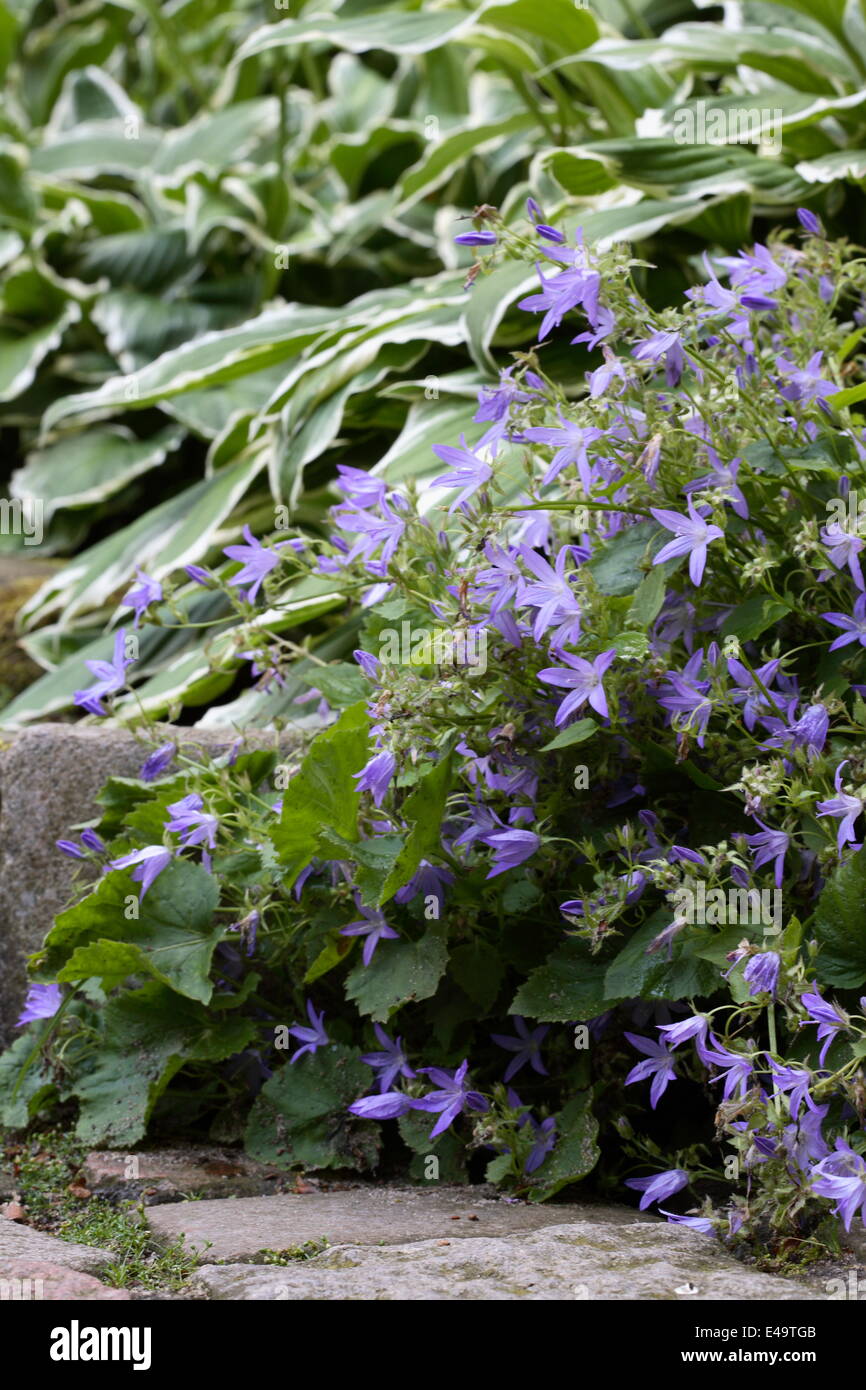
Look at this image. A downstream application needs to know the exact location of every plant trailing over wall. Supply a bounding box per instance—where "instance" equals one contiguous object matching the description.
[6,207,866,1258]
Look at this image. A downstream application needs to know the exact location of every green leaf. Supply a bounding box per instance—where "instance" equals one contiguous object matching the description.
[345,925,449,1022]
[296,662,370,709]
[527,1091,599,1201]
[237,8,485,61]
[67,984,254,1147]
[626,565,667,628]
[603,912,720,1001]
[43,858,222,1004]
[586,519,662,596]
[398,1110,468,1182]
[0,306,79,401]
[272,701,370,889]
[511,940,619,1022]
[244,1044,380,1173]
[450,941,504,1012]
[0,1022,57,1129]
[812,848,866,987]
[826,379,866,409]
[318,830,406,907]
[303,930,356,986]
[721,597,791,643]
[11,425,183,517]
[379,754,453,904]
[541,718,597,752]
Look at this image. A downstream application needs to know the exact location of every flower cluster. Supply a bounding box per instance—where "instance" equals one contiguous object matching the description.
[11,203,866,1256]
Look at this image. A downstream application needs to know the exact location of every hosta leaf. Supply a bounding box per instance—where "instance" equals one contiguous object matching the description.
[549,139,810,204]
[476,0,598,52]
[237,8,485,61]
[396,111,536,209]
[574,25,855,84]
[11,424,183,516]
[19,449,268,627]
[798,150,866,184]
[0,305,79,401]
[30,122,162,178]
[463,258,537,373]
[42,302,348,428]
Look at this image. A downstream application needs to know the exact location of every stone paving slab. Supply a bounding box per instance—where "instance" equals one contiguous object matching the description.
[0,1217,113,1275]
[0,1258,131,1301]
[83,1147,294,1204]
[146,1187,653,1262]
[189,1222,825,1301]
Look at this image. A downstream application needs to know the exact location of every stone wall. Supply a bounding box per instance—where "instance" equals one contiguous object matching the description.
[0,723,303,1044]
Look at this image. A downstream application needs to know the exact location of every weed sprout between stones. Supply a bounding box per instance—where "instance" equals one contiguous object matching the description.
[11,202,866,1260]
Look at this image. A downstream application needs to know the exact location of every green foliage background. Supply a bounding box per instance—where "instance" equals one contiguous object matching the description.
[2,0,866,725]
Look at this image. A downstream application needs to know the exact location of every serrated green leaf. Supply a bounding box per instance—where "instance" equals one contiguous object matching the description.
[345,926,448,1022]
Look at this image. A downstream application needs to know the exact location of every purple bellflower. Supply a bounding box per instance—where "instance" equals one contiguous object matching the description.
[109,844,172,898]
[16,982,62,1026]
[287,1001,329,1063]
[650,499,724,585]
[538,648,616,724]
[74,629,134,715]
[626,1168,689,1210]
[413,1060,489,1139]
[490,1017,549,1081]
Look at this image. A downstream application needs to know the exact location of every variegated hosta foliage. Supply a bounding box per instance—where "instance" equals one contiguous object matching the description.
[2,0,866,725]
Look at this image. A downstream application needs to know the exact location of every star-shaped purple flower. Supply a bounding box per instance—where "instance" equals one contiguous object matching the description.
[816,760,863,851]
[431,436,493,511]
[650,498,724,586]
[413,1059,489,1138]
[109,844,172,898]
[625,1168,688,1210]
[340,904,399,966]
[361,1024,416,1093]
[490,1016,549,1081]
[74,629,134,716]
[539,648,616,724]
[287,1000,330,1063]
[224,525,289,603]
[624,1032,677,1109]
[122,569,162,627]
